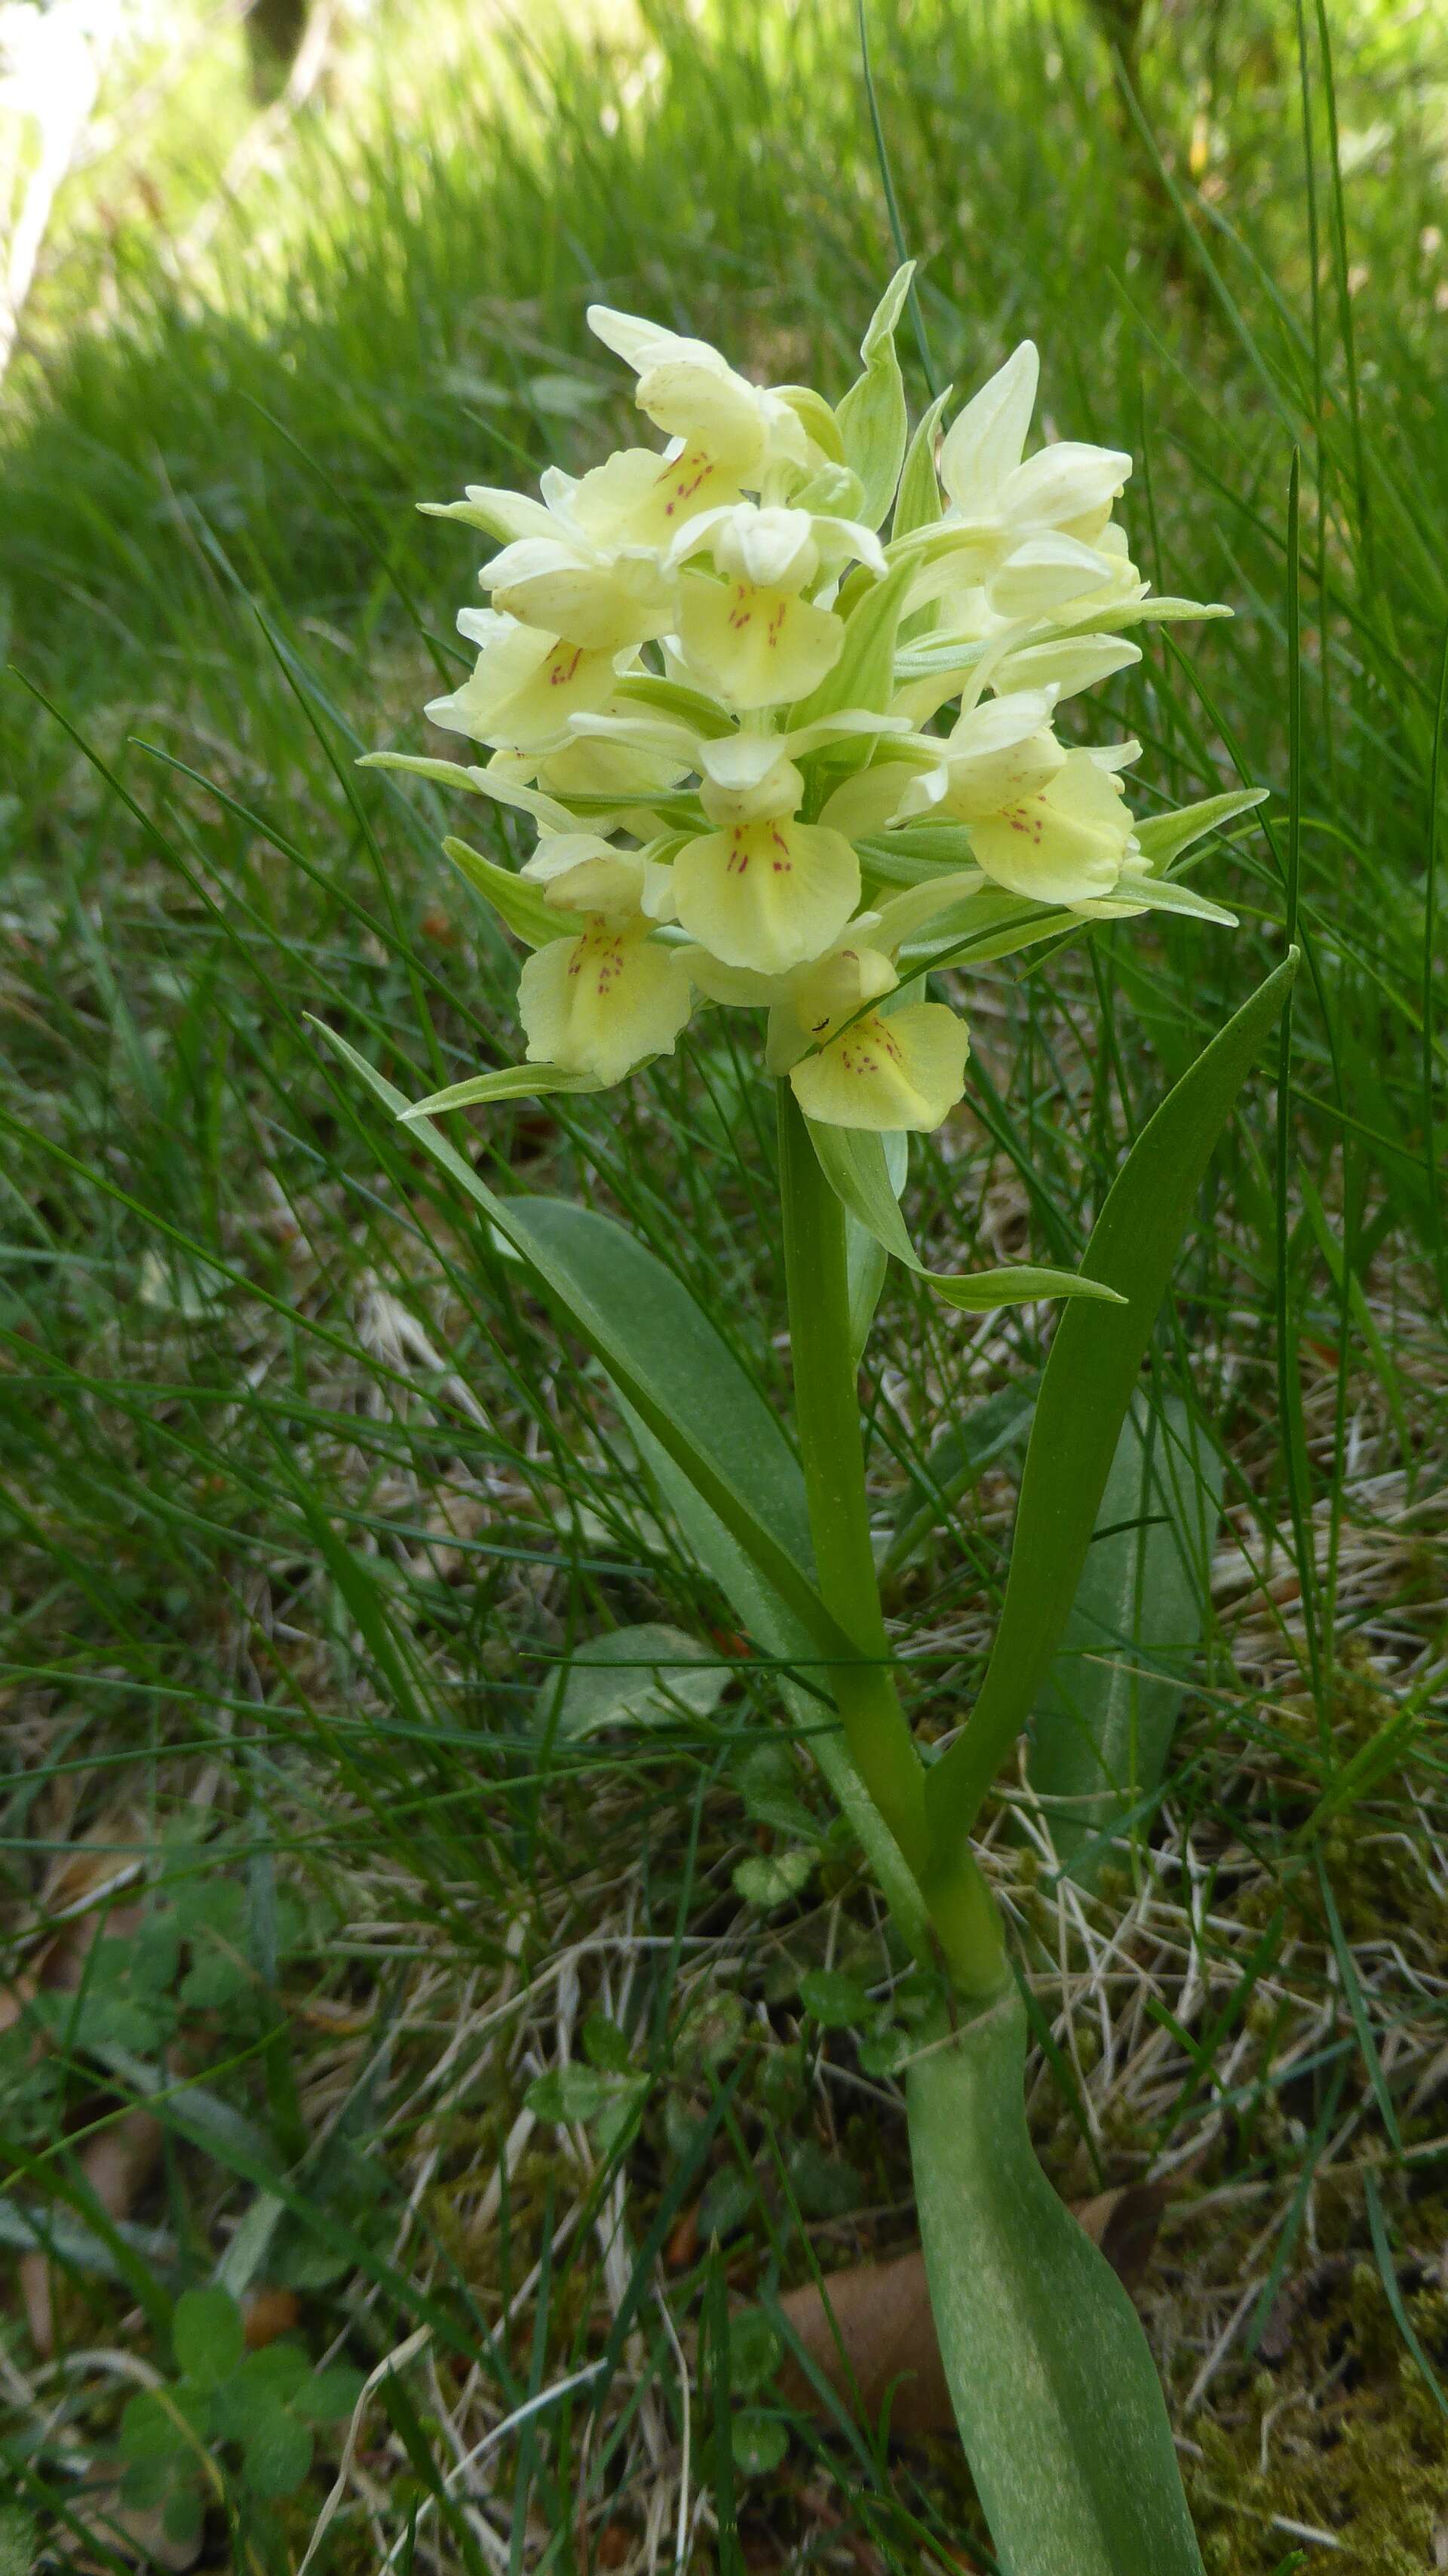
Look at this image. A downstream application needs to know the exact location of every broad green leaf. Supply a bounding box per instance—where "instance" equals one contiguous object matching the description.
[239,2405,313,2499]
[808,1122,1124,1316]
[172,2286,244,2389]
[731,2409,788,2477]
[583,2010,634,2072]
[894,386,952,544]
[118,2389,205,2464]
[788,556,915,731]
[529,2061,649,2155]
[732,1848,815,1906]
[503,1196,844,1636]
[910,1986,1205,2575]
[799,1968,872,2027]
[292,2366,367,2424]
[845,1127,907,1358]
[162,2487,205,2547]
[734,1740,819,1841]
[359,1164,931,1961]
[439,835,567,947]
[178,1951,249,2010]
[787,2139,863,2216]
[1133,787,1269,871]
[925,952,1297,1858]
[834,263,913,530]
[729,2311,784,2396]
[1029,1395,1225,1884]
[229,2343,309,2404]
[536,1287,934,1957]
[700,2168,756,2241]
[532,1621,728,1740]
[312,1027,854,1670]
[400,1062,600,1118]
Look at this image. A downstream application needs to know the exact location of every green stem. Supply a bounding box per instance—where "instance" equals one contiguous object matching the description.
[776,1087,1007,2000]
[778,1084,928,1874]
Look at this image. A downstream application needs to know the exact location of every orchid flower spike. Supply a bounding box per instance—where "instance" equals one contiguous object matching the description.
[376,271,1244,1132]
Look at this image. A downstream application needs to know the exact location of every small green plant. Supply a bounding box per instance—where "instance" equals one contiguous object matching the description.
[114,2287,362,2559]
[320,272,1292,2568]
[2,1845,316,2162]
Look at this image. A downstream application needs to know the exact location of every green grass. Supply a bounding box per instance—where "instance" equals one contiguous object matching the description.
[2,0,1446,2568]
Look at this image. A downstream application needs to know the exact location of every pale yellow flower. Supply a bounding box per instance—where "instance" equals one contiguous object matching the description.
[425,611,621,755]
[672,811,861,975]
[587,305,813,483]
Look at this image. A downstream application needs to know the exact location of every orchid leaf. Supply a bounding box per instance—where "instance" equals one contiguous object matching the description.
[807,1122,1124,1315]
[925,951,1297,1858]
[628,1402,934,1964]
[910,1985,1206,2574]
[1029,1394,1225,1884]
[612,673,735,734]
[311,1026,853,1667]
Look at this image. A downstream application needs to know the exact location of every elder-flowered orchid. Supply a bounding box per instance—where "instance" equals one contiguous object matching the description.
[922,342,1138,614]
[669,499,888,710]
[345,277,1278,2576]
[584,306,821,489]
[514,833,692,1086]
[425,609,624,755]
[367,271,1252,1139]
[681,865,989,1132]
[893,688,1140,907]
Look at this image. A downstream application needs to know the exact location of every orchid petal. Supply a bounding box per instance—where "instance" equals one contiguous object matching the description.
[677,572,844,711]
[518,921,693,1084]
[673,817,860,974]
[937,343,1038,514]
[790,1002,971,1133]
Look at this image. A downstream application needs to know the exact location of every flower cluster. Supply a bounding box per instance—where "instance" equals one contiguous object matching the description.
[374,272,1247,1133]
